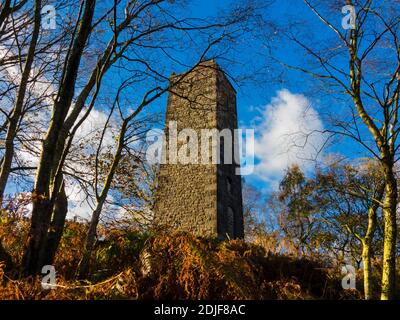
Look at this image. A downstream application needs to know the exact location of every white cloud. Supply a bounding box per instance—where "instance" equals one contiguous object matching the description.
[73,108,118,152]
[14,106,122,220]
[252,89,325,187]
[65,180,94,220]
[0,46,56,106]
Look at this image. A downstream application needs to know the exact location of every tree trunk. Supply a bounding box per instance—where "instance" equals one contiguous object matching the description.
[0,0,27,30]
[22,0,96,276]
[76,205,102,279]
[0,0,41,201]
[361,183,384,300]
[42,180,68,267]
[361,240,372,300]
[0,239,14,272]
[76,124,126,278]
[380,165,397,300]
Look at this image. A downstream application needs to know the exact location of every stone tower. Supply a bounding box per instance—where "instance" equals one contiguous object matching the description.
[154,60,244,239]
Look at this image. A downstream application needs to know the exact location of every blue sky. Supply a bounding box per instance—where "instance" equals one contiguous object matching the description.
[155,0,367,192]
[98,0,370,193]
[4,0,380,213]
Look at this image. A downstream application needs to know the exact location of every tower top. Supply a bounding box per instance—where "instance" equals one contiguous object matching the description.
[170,60,236,93]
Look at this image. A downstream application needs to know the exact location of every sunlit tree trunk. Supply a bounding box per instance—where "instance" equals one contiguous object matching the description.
[360,181,384,300]
[361,241,372,299]
[380,164,397,300]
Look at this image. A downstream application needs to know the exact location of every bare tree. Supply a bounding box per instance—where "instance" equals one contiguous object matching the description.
[16,0,260,275]
[22,0,97,275]
[316,159,385,299]
[0,0,41,200]
[280,0,400,299]
[75,46,245,278]
[0,1,28,40]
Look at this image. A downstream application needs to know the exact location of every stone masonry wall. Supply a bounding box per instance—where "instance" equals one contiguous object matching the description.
[154,60,244,239]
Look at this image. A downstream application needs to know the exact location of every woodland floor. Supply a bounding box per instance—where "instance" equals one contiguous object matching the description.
[0,220,393,300]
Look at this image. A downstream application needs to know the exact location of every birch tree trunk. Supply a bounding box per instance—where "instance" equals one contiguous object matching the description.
[380,164,397,300]
[361,183,383,300]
